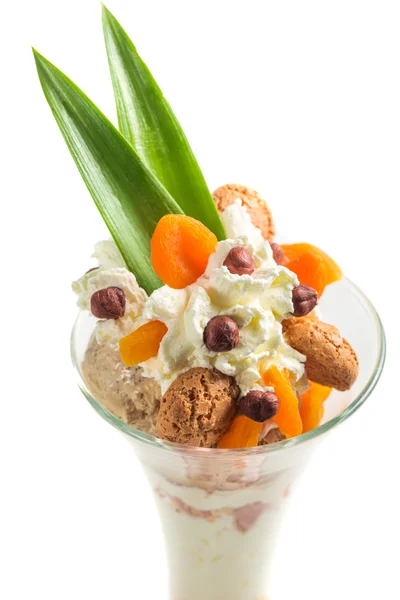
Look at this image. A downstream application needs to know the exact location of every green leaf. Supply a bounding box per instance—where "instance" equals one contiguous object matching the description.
[102,5,225,240]
[33,49,184,295]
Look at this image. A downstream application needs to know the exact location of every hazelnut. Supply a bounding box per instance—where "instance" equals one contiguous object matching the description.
[270,242,285,265]
[223,246,256,276]
[238,391,280,422]
[203,316,239,352]
[292,284,318,317]
[90,287,126,319]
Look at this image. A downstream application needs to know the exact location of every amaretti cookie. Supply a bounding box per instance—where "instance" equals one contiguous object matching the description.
[156,368,239,447]
[282,317,359,391]
[213,184,275,241]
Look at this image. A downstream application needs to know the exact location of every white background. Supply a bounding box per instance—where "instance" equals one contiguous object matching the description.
[1,1,399,598]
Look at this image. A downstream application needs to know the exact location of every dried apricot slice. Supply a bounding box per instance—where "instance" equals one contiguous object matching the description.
[286,250,327,297]
[217,414,263,449]
[300,381,332,433]
[151,214,218,288]
[280,243,341,273]
[120,320,168,366]
[262,366,303,438]
[281,243,342,297]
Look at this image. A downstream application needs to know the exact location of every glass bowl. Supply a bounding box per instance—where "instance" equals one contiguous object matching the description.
[71,277,385,600]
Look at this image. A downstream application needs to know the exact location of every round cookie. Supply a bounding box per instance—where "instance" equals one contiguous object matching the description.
[282,317,359,391]
[212,183,275,241]
[156,367,239,447]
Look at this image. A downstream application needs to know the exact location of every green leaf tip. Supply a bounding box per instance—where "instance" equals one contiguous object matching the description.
[33,50,184,295]
[102,6,225,240]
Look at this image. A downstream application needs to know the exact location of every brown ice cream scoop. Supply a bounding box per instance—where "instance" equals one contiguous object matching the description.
[212,184,275,241]
[156,367,239,447]
[282,317,359,391]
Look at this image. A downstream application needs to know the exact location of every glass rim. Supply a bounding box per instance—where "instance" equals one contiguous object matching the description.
[71,277,386,457]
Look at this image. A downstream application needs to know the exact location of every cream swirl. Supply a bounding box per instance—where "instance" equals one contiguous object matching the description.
[72,241,147,342]
[139,201,305,395]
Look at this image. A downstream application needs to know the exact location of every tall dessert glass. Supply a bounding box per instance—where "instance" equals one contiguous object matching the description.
[71,278,385,600]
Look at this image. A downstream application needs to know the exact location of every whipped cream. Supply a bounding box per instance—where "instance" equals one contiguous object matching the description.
[72,241,147,342]
[139,201,305,396]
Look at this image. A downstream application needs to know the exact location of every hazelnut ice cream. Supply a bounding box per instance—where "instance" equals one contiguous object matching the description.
[82,339,161,435]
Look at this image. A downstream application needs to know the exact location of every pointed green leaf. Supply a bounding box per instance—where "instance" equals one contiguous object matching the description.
[33,49,184,295]
[102,5,225,240]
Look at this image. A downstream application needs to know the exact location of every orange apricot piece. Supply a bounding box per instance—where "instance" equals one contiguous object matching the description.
[217,415,263,449]
[151,214,218,289]
[119,320,168,366]
[300,381,332,433]
[281,243,342,297]
[262,366,303,439]
[285,251,327,297]
[281,243,341,275]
